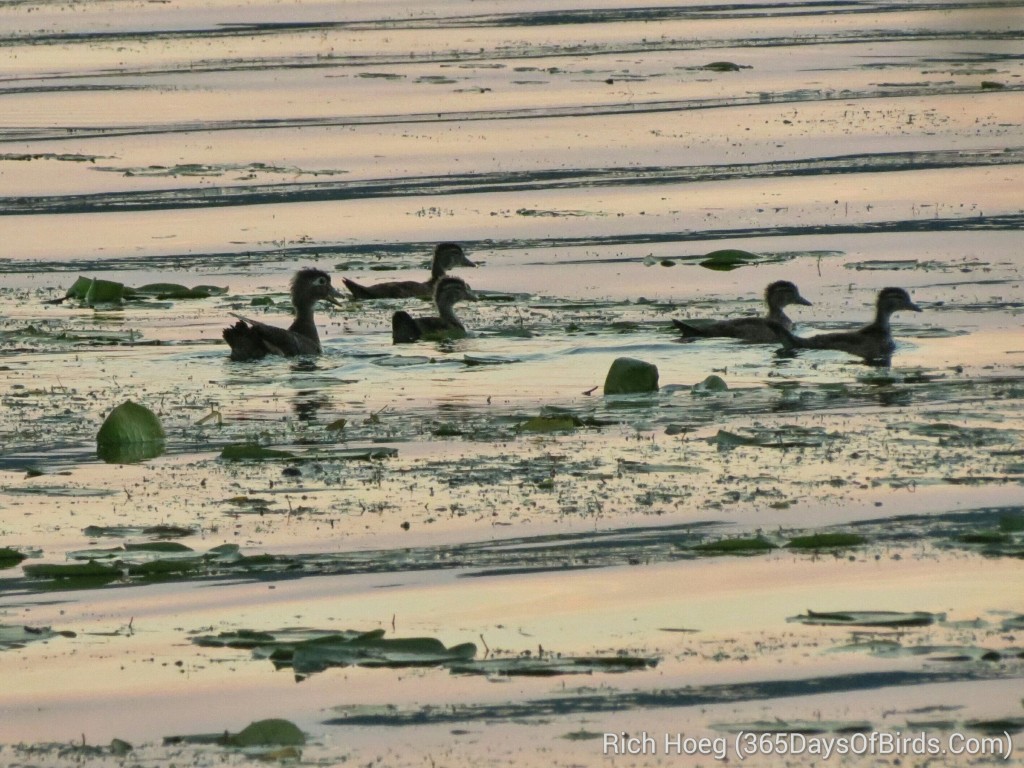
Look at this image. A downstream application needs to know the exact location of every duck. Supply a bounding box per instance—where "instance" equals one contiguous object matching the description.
[342,242,475,300]
[392,276,477,344]
[673,280,812,343]
[771,287,922,365]
[223,268,343,361]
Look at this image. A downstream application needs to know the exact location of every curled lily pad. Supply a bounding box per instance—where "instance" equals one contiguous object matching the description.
[97,401,166,463]
[65,276,126,304]
[231,719,305,747]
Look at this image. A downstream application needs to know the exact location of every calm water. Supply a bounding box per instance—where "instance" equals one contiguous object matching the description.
[1,1,1023,765]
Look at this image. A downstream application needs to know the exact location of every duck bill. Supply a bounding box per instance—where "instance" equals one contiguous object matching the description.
[795,296,812,306]
[466,290,480,301]
[326,287,346,307]
[907,302,923,312]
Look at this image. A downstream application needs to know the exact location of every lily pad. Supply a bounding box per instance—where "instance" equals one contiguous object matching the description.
[786,533,867,549]
[699,249,759,271]
[96,401,166,463]
[131,283,228,300]
[603,357,659,394]
[65,276,126,305]
[0,547,27,569]
[231,719,305,747]
[0,624,77,650]
[693,374,729,394]
[692,537,777,554]
[788,610,943,627]
[449,654,658,677]
[220,443,296,461]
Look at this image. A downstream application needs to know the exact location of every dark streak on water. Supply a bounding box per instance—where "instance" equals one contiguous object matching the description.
[2,149,1021,216]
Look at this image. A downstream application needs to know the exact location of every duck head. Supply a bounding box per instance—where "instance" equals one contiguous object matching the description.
[291,268,345,310]
[766,280,812,308]
[434,275,478,307]
[432,242,476,273]
[877,287,922,314]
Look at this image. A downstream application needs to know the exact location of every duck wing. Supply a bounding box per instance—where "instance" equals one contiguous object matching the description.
[225,313,320,357]
[391,310,421,344]
[674,317,780,342]
[345,277,432,300]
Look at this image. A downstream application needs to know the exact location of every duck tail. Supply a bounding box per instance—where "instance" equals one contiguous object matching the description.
[342,277,372,300]
[672,319,709,338]
[223,321,267,361]
[391,311,421,344]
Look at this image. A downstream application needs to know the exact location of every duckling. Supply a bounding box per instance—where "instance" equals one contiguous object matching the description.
[343,242,475,300]
[223,268,343,361]
[772,287,922,365]
[673,280,812,343]
[392,276,477,344]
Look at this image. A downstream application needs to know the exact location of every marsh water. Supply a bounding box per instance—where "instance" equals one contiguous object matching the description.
[1,1,1023,765]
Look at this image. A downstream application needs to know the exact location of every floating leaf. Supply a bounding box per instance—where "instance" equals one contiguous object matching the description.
[131,283,228,300]
[699,249,759,271]
[0,548,27,569]
[220,443,296,461]
[693,374,728,394]
[786,533,867,549]
[449,654,657,677]
[0,624,77,650]
[692,537,777,554]
[788,610,943,627]
[96,401,166,463]
[230,719,305,747]
[23,560,122,582]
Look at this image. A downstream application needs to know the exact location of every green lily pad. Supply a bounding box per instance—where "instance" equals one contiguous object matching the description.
[131,283,228,300]
[789,610,943,627]
[699,249,759,271]
[220,443,296,461]
[230,719,305,747]
[786,533,867,549]
[97,401,166,463]
[0,624,77,650]
[693,374,729,394]
[449,654,658,677]
[66,276,126,304]
[692,537,777,554]
[23,560,122,582]
[0,548,27,569]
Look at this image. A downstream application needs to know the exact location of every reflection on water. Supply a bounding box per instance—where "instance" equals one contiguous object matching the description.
[1,0,1023,763]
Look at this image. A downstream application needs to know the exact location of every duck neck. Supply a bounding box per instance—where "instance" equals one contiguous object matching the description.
[873,305,893,334]
[437,298,463,329]
[765,303,791,328]
[429,258,448,283]
[289,301,319,341]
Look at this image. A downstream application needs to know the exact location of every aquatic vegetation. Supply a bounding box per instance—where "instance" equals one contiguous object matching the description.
[96,401,166,463]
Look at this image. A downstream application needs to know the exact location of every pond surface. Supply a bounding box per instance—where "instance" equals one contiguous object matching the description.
[1,1,1023,765]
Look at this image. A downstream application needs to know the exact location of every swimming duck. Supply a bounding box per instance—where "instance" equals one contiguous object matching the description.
[223,268,343,361]
[392,276,477,344]
[673,280,812,342]
[772,287,922,365]
[343,242,475,300]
